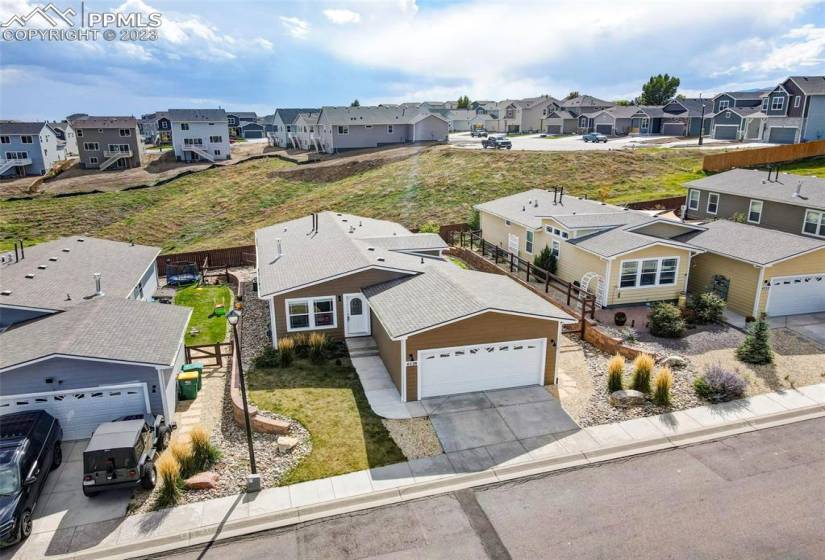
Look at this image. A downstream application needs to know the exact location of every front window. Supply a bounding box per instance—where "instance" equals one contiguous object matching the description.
[620,261,638,288]
[0,465,21,495]
[619,257,679,288]
[21,135,32,144]
[551,240,560,257]
[0,136,9,144]
[718,99,730,111]
[83,142,99,151]
[687,189,700,211]
[761,98,769,111]
[771,96,784,111]
[525,230,534,254]
[803,209,825,237]
[119,129,131,137]
[707,192,719,215]
[181,123,190,131]
[338,126,349,135]
[286,296,336,331]
[748,200,763,223]
[639,260,658,286]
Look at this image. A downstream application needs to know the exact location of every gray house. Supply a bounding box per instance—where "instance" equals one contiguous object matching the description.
[0,236,189,440]
[684,169,825,240]
[238,120,265,139]
[316,106,448,154]
[139,111,172,144]
[711,90,768,114]
[270,108,320,148]
[71,116,145,170]
[227,111,258,137]
[661,98,713,136]
[709,106,765,141]
[0,122,63,178]
[540,110,577,135]
[761,76,825,144]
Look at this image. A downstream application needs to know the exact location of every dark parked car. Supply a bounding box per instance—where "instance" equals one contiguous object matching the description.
[582,132,608,143]
[82,414,170,497]
[0,411,62,546]
[470,128,488,137]
[481,135,512,149]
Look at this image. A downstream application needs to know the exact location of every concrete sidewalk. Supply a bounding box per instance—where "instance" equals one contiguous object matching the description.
[10,383,825,560]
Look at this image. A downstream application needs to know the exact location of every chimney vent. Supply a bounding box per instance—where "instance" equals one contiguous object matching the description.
[275,238,283,259]
[793,181,803,198]
[94,272,104,296]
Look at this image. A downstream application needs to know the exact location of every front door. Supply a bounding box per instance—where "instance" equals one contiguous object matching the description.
[344,293,370,337]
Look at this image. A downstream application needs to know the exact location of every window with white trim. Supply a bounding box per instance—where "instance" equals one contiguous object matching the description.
[544,225,569,239]
[794,96,801,108]
[718,99,730,111]
[761,98,769,111]
[771,96,784,111]
[707,192,719,215]
[803,209,825,237]
[209,136,223,143]
[687,189,700,211]
[83,142,99,151]
[338,126,349,135]
[619,257,678,288]
[286,296,336,331]
[0,136,8,144]
[76,129,83,137]
[89,156,99,165]
[748,200,763,224]
[525,230,534,254]
[725,110,731,118]
[551,240,560,257]
[119,129,131,137]
[21,136,32,144]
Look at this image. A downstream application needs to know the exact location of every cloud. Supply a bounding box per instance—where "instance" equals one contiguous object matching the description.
[280,16,310,39]
[323,9,360,24]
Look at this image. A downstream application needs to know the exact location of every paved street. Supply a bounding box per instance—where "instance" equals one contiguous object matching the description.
[149,417,825,560]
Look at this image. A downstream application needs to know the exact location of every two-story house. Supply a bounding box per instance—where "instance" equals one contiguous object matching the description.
[269,108,319,148]
[0,122,63,177]
[168,109,230,162]
[661,98,713,136]
[49,121,78,156]
[139,111,172,145]
[293,112,320,150]
[71,116,145,171]
[227,111,258,137]
[708,90,769,141]
[761,76,825,144]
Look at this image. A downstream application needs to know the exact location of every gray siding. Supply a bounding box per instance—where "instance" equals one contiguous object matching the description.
[803,96,825,141]
[76,126,144,169]
[133,262,158,301]
[685,190,811,237]
[0,125,61,177]
[412,116,448,142]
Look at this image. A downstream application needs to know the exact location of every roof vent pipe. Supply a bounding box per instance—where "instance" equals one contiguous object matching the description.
[559,187,564,203]
[275,238,283,260]
[13,242,19,263]
[794,181,803,198]
[18,240,23,260]
[94,272,104,296]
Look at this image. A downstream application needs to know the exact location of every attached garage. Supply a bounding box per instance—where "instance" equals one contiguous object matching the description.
[768,127,797,144]
[713,125,738,140]
[545,125,562,135]
[595,124,613,135]
[765,274,825,316]
[662,122,686,136]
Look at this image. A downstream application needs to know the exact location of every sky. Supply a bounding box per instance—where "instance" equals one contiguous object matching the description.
[1,0,824,120]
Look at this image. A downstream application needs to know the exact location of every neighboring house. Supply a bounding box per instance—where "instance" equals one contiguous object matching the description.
[540,110,577,135]
[761,76,825,144]
[0,235,189,440]
[71,116,145,171]
[168,108,230,162]
[475,189,703,308]
[227,111,258,137]
[580,106,641,135]
[708,106,765,141]
[445,109,479,132]
[293,112,320,151]
[270,108,319,148]
[491,95,560,133]
[683,169,825,239]
[139,111,171,144]
[255,211,574,401]
[661,98,713,137]
[0,122,63,177]
[238,120,265,139]
[259,114,276,135]
[711,90,768,113]
[49,121,78,156]
[679,220,825,317]
[315,106,448,154]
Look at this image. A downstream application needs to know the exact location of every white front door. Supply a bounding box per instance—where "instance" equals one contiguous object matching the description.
[344,293,370,337]
[765,274,825,316]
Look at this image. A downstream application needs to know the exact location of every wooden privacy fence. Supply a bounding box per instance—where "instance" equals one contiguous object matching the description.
[703,139,825,172]
[156,244,256,276]
[185,342,233,367]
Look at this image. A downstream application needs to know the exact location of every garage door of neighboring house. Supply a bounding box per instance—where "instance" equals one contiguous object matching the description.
[662,122,685,136]
[713,125,738,140]
[765,274,825,316]
[0,383,150,441]
[417,338,546,399]
[595,124,613,135]
[546,125,562,134]
[768,127,797,144]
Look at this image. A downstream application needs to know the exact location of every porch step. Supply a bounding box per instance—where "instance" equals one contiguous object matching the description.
[346,336,379,357]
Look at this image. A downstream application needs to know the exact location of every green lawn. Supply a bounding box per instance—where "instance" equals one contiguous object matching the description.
[248,359,405,484]
[448,256,469,269]
[174,284,232,345]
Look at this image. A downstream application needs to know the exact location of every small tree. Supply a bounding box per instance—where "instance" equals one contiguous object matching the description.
[649,303,686,338]
[736,317,773,364]
[613,99,632,106]
[468,208,480,230]
[691,292,726,324]
[636,74,680,105]
[457,95,470,109]
[350,99,360,107]
[565,91,580,100]
[533,245,557,275]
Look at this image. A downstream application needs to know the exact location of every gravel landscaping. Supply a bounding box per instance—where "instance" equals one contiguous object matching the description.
[382,418,443,459]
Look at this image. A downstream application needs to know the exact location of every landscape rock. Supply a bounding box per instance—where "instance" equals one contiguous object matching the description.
[609,389,647,408]
[185,471,219,490]
[661,355,688,369]
[276,436,299,453]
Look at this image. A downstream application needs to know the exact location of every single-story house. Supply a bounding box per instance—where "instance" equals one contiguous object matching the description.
[255,211,574,401]
[582,106,642,136]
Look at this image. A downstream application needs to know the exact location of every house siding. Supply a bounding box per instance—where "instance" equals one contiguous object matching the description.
[0,125,62,177]
[404,312,560,401]
[759,248,825,313]
[803,96,825,141]
[688,252,760,316]
[75,125,144,169]
[371,313,402,393]
[171,120,231,162]
[608,245,692,306]
[685,190,811,238]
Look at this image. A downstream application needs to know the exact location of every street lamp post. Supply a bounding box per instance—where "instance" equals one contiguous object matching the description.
[698,93,705,146]
[226,308,260,492]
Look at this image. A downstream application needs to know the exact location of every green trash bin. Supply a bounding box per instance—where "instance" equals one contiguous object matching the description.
[178,371,200,400]
[182,363,203,390]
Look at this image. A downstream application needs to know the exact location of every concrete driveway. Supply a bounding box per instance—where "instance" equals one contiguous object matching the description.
[769,313,825,346]
[424,386,580,469]
[8,440,131,559]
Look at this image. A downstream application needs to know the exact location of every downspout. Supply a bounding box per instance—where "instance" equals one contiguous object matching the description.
[752,265,766,318]
[400,337,408,402]
[269,296,278,347]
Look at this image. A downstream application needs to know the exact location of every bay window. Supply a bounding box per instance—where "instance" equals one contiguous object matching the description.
[286,296,336,331]
[619,257,679,288]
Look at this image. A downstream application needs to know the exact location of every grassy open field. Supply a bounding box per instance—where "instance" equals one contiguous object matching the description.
[3,146,821,253]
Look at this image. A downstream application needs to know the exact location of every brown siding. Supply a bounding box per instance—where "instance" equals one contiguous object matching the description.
[404,311,560,401]
[273,268,411,341]
[371,313,402,392]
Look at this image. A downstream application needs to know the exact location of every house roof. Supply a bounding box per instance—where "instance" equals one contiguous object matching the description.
[69,116,138,129]
[789,76,825,96]
[567,223,696,258]
[635,105,667,118]
[685,169,825,211]
[544,110,575,119]
[317,106,432,126]
[295,112,320,124]
[255,212,429,297]
[0,122,47,135]
[715,90,770,101]
[0,297,191,370]
[358,233,447,252]
[168,109,227,122]
[239,120,264,129]
[0,236,160,312]
[228,111,258,119]
[603,106,644,119]
[363,264,574,338]
[560,95,613,109]
[712,106,765,118]
[672,98,713,117]
[674,219,825,265]
[273,108,321,125]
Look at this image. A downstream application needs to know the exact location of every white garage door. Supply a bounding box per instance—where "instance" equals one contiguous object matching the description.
[0,383,149,441]
[765,274,825,317]
[418,338,545,399]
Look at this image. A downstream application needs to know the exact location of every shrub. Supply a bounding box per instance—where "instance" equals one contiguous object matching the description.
[156,450,182,507]
[631,353,655,393]
[168,435,193,476]
[468,209,480,230]
[308,332,329,364]
[694,363,747,402]
[653,367,673,406]
[418,221,440,234]
[736,317,773,364]
[253,346,280,369]
[533,245,558,275]
[691,292,726,324]
[607,354,625,393]
[291,333,310,358]
[649,303,686,338]
[189,425,221,473]
[277,337,295,367]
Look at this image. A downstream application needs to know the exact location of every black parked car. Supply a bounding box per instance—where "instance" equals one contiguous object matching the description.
[82,414,170,497]
[481,135,512,149]
[0,411,62,546]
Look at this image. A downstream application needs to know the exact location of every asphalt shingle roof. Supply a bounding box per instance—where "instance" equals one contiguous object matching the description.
[685,169,825,211]
[168,109,227,122]
[0,236,160,312]
[274,108,321,125]
[560,95,613,109]
[318,106,430,126]
[568,225,695,258]
[359,233,447,252]
[0,122,47,135]
[70,116,138,129]
[228,111,258,119]
[789,76,825,96]
[0,297,191,369]
[363,264,574,338]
